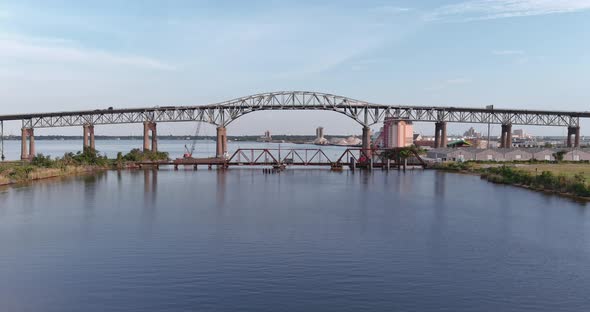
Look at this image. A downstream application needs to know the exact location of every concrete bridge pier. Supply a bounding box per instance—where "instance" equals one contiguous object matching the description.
[433,122,447,148]
[143,122,158,152]
[83,125,95,150]
[506,124,513,148]
[362,126,371,158]
[441,122,447,148]
[567,126,581,148]
[434,123,440,148]
[20,128,35,160]
[216,127,228,158]
[500,124,512,148]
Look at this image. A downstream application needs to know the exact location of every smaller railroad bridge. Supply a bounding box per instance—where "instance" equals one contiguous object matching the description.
[135,148,427,170]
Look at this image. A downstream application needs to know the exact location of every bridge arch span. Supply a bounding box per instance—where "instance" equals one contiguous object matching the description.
[211,91,378,127]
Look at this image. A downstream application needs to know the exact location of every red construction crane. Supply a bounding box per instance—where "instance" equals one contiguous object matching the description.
[183,122,203,159]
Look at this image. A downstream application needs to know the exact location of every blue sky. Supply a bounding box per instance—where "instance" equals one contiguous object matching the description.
[1,0,590,137]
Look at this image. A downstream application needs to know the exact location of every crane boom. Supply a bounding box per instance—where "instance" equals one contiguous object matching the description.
[184,121,202,158]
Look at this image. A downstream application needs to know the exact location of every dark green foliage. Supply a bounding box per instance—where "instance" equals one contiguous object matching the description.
[122,149,169,162]
[70,147,110,166]
[481,166,590,197]
[552,150,567,162]
[28,148,110,168]
[381,146,425,160]
[433,161,473,171]
[31,154,56,168]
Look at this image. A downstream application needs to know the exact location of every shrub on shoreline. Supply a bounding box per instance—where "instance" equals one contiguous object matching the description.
[122,149,169,162]
[480,166,590,198]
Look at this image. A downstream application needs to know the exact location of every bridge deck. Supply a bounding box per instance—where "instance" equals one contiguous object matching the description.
[0,91,585,128]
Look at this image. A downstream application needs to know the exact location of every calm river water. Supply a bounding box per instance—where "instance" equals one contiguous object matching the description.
[1,169,589,311]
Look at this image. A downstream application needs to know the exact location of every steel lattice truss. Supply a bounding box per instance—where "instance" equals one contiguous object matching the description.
[0,91,584,129]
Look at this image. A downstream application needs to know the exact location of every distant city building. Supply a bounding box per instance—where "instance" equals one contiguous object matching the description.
[512,129,531,139]
[463,138,497,149]
[463,127,481,138]
[314,127,328,145]
[382,118,414,148]
[316,127,324,139]
[257,130,272,142]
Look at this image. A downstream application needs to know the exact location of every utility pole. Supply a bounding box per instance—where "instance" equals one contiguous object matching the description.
[486,105,494,149]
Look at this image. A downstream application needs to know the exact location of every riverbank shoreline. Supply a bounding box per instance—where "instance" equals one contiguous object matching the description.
[3,156,590,203]
[432,162,590,201]
[0,165,110,187]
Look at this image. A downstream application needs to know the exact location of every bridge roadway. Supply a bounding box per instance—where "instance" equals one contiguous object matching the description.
[0,91,587,160]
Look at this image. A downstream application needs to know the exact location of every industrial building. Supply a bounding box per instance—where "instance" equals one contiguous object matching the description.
[427,148,590,162]
[378,118,414,148]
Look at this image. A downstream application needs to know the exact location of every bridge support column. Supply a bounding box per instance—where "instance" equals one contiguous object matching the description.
[216,127,227,158]
[499,124,512,148]
[83,125,95,150]
[83,125,89,148]
[20,128,35,160]
[567,127,581,148]
[439,122,447,148]
[362,126,371,158]
[151,124,158,153]
[505,124,512,148]
[143,122,157,153]
[433,122,446,148]
[500,125,507,148]
[434,123,441,148]
[89,125,95,150]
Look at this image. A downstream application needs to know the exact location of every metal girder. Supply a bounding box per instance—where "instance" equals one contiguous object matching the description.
[1,91,584,129]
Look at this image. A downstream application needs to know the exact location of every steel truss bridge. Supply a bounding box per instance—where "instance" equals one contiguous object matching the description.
[0,91,587,128]
[141,148,427,170]
[0,91,588,160]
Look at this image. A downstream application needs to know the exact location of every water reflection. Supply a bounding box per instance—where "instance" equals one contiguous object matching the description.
[141,169,158,236]
[216,169,227,207]
[433,171,446,199]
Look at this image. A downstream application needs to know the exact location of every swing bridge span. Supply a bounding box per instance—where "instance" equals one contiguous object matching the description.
[136,148,427,170]
[0,91,588,161]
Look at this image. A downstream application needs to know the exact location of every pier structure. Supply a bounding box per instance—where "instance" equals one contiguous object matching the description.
[83,124,95,150]
[143,121,158,152]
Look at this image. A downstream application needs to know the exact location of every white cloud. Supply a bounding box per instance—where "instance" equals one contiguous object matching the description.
[492,49,525,55]
[426,0,590,21]
[371,6,413,14]
[0,34,175,71]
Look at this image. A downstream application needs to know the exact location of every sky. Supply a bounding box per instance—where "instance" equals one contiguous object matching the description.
[1,0,590,137]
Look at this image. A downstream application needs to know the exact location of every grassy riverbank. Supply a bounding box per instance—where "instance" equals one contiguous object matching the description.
[0,148,169,186]
[434,161,590,199]
[0,162,105,186]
